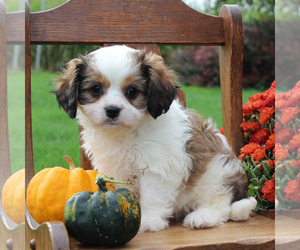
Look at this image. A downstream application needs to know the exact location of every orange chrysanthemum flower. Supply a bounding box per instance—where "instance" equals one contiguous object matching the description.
[275,143,289,162]
[242,102,254,116]
[286,91,300,107]
[261,179,275,203]
[219,127,224,135]
[252,99,265,111]
[249,128,271,144]
[249,93,263,102]
[238,153,245,159]
[251,147,266,162]
[264,92,275,107]
[240,121,260,131]
[275,99,287,110]
[264,159,275,169]
[288,134,300,151]
[284,179,300,202]
[240,142,260,155]
[276,128,294,144]
[265,134,275,151]
[281,107,300,125]
[259,107,275,125]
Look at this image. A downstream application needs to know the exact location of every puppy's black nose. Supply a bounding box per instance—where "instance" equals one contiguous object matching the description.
[105,106,121,119]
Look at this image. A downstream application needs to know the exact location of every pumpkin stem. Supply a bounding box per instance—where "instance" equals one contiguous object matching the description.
[64,155,76,171]
[96,173,131,191]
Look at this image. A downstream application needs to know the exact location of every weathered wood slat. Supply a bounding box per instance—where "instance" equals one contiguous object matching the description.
[6,11,25,43]
[25,0,35,191]
[0,0,11,192]
[219,5,244,156]
[25,206,69,250]
[30,0,225,45]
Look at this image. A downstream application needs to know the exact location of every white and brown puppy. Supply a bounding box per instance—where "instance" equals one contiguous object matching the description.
[54,45,257,232]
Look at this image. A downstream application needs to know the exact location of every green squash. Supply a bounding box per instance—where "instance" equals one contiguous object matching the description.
[64,173,141,247]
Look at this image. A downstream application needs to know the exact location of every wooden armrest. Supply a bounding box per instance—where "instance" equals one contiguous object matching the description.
[25,205,70,249]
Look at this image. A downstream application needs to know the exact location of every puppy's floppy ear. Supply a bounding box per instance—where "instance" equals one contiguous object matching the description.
[141,51,178,119]
[53,56,86,119]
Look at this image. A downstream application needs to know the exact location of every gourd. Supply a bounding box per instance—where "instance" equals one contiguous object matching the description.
[64,174,141,247]
[1,168,25,224]
[26,156,114,224]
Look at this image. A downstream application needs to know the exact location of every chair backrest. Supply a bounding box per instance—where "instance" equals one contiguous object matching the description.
[22,0,243,189]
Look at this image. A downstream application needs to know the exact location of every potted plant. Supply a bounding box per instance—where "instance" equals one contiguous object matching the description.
[238,82,275,216]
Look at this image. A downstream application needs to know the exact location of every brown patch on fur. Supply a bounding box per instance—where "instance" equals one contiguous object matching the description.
[54,58,83,118]
[185,112,225,189]
[78,61,111,105]
[141,51,178,119]
[54,55,113,118]
[185,111,249,202]
[120,68,148,110]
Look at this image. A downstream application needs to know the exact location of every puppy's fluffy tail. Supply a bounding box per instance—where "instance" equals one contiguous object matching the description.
[229,197,257,221]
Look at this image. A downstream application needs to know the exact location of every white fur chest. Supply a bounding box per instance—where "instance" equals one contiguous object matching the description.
[79,100,192,184]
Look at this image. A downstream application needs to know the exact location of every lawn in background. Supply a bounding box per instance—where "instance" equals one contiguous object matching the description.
[8,70,261,173]
[7,70,25,173]
[181,85,259,127]
[31,71,81,173]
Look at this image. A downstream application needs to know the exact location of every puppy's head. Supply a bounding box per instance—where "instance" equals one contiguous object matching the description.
[54,45,177,130]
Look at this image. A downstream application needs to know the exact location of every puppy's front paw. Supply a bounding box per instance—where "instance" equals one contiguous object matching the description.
[183,208,222,229]
[230,197,257,221]
[139,216,169,233]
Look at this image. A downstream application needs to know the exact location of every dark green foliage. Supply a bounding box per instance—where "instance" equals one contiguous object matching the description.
[31,45,100,72]
[168,20,274,89]
[205,0,275,22]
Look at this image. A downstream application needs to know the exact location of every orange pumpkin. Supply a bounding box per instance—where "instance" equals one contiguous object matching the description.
[2,168,25,224]
[26,156,114,224]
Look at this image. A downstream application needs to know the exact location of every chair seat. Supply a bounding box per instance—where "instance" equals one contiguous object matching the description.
[69,214,275,249]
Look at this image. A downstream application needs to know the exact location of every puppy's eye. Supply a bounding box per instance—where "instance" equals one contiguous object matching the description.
[125,87,138,99]
[90,85,103,96]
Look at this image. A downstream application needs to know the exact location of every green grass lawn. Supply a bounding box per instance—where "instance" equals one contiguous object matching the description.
[31,71,81,173]
[181,85,259,129]
[7,70,261,173]
[7,70,25,173]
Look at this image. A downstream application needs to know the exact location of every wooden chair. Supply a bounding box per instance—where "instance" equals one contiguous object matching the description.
[0,0,279,249]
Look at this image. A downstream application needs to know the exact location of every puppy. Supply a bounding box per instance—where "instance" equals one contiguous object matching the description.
[54,45,257,232]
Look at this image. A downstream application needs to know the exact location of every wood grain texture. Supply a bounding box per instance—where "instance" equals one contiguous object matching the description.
[6,11,25,43]
[275,214,300,250]
[25,207,69,250]
[0,0,11,195]
[218,5,244,156]
[0,205,25,250]
[30,0,224,45]
[78,125,93,170]
[69,215,274,249]
[25,0,34,191]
